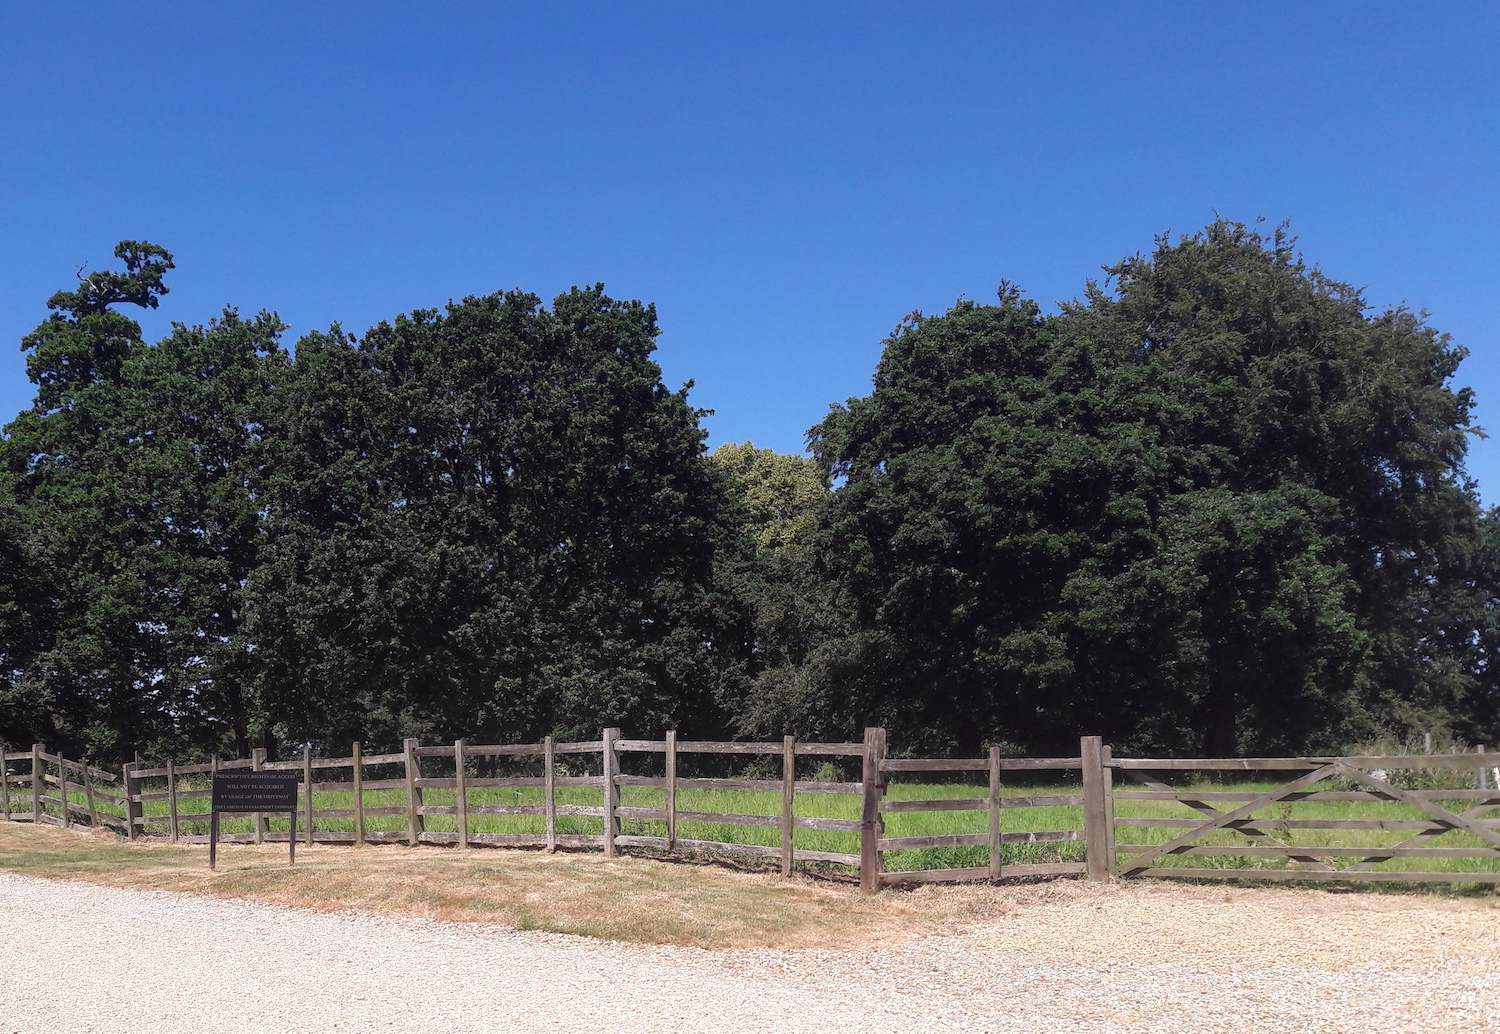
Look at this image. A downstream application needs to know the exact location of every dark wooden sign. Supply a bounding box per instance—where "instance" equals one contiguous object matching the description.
[212,771,299,811]
[209,771,299,870]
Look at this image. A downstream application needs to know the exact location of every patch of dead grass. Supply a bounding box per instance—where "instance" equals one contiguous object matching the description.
[3,822,1494,955]
[0,822,913,947]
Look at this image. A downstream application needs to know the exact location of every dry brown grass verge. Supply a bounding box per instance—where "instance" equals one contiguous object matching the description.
[5,823,1495,958]
[0,822,945,947]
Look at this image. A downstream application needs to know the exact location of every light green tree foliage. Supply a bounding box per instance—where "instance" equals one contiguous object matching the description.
[708,442,857,738]
[710,443,825,552]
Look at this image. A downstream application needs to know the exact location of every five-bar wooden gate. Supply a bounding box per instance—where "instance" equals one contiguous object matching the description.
[1107,752,1500,884]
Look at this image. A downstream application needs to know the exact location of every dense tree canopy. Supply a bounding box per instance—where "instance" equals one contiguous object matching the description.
[2,223,1495,763]
[0,240,292,759]
[804,223,1486,755]
[248,288,752,749]
[1,252,749,760]
[0,244,291,758]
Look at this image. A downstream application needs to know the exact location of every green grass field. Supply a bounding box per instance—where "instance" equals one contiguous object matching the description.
[26,768,1500,881]
[108,769,1085,871]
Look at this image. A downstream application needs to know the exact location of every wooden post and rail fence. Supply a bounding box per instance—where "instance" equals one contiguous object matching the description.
[3,732,1500,890]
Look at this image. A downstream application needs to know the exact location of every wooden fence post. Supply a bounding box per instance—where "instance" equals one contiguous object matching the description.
[454,739,468,849]
[58,753,72,829]
[988,746,1003,881]
[543,735,556,853]
[166,759,178,842]
[62,755,77,828]
[251,748,267,844]
[1101,744,1116,875]
[664,730,677,853]
[210,756,219,839]
[352,741,365,846]
[859,726,886,894]
[82,760,98,829]
[404,738,424,847]
[602,727,620,857]
[32,744,43,825]
[123,762,141,840]
[302,747,314,846]
[1081,735,1110,881]
[781,736,796,877]
[207,756,218,845]
[0,741,10,821]
[1478,744,1489,791]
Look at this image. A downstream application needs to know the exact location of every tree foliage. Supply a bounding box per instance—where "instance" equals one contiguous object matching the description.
[1,252,748,760]
[1,238,289,759]
[708,443,853,738]
[247,288,751,748]
[3,224,1495,763]
[805,222,1484,754]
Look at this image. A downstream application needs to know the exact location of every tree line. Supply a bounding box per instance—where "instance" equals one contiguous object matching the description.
[3,222,1497,763]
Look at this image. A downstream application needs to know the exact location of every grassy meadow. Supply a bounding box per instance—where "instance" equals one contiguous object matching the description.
[114,768,1088,872]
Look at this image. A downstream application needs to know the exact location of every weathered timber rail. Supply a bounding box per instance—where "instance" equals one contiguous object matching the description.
[873,744,1088,888]
[0,746,124,834]
[4,732,1499,892]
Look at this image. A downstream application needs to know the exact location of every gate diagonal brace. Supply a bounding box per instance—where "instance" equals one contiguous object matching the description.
[1341,794,1500,872]
[1120,764,1343,876]
[1333,763,1500,871]
[1123,770,1336,872]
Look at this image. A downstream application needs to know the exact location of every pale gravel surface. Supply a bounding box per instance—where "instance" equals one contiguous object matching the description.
[2,872,1497,1033]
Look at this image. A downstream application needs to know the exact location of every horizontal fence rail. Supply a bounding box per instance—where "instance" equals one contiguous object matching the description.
[872,748,1090,887]
[6,732,1500,892]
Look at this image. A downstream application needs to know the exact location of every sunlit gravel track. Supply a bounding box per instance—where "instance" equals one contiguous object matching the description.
[1,871,1495,1033]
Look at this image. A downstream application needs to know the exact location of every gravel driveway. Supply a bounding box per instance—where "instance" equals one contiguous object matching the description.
[2,871,1495,1033]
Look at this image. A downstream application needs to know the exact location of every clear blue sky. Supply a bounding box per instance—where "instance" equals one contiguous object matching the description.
[3,4,1498,498]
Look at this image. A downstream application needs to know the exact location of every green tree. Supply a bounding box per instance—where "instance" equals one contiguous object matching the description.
[21,242,174,410]
[1,243,291,760]
[708,443,853,738]
[248,287,752,749]
[1,243,176,757]
[1079,222,1480,751]
[808,223,1482,755]
[710,443,826,552]
[115,309,290,757]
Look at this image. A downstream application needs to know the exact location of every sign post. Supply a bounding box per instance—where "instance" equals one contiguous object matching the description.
[209,771,300,870]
